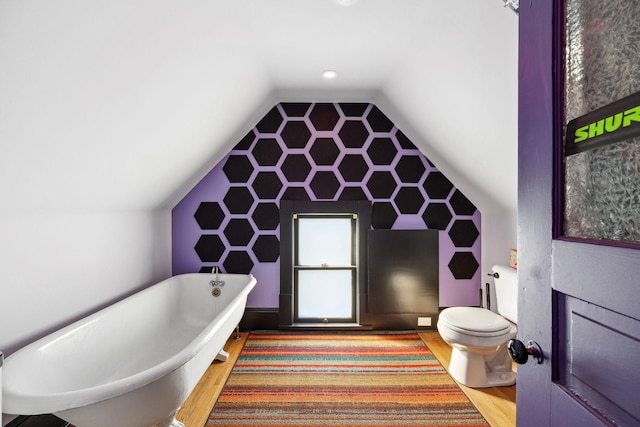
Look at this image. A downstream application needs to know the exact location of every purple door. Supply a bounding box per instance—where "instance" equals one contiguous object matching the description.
[518,1,640,425]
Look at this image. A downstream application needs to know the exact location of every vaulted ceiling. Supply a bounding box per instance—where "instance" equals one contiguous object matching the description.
[0,0,517,215]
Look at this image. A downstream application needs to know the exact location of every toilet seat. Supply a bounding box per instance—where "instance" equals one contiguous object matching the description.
[439,307,513,337]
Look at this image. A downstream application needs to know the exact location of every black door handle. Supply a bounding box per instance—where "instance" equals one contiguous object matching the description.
[507,339,544,364]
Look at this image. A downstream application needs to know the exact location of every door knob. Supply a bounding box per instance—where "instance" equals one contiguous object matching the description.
[507,339,544,364]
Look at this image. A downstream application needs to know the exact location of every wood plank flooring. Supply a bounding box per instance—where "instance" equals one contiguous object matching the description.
[171,333,248,427]
[171,331,516,427]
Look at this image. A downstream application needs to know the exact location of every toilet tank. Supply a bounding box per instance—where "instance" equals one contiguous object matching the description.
[492,265,518,324]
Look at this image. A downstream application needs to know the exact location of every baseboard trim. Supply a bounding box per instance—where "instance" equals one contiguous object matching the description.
[5,415,68,427]
[241,308,439,332]
[239,308,280,331]
[281,323,373,331]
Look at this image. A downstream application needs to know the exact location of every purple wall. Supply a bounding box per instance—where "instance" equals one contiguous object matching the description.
[172,103,481,308]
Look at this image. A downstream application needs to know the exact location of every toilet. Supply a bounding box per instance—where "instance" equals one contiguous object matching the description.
[437,265,517,388]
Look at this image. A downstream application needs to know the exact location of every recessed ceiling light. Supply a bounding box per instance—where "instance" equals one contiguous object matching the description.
[322,70,338,79]
[335,0,358,5]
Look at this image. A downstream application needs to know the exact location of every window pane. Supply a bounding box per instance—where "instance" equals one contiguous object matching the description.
[298,217,352,265]
[297,270,353,318]
[563,0,640,243]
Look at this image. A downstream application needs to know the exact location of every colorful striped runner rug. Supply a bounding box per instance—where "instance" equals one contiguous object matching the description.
[207,333,489,426]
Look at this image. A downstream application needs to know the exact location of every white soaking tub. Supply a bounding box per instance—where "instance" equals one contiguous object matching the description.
[2,272,256,427]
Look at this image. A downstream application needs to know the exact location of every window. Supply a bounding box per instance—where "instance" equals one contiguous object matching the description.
[294,215,356,322]
[279,200,371,327]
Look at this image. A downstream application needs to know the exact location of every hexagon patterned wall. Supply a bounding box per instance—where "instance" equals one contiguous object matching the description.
[172,103,481,308]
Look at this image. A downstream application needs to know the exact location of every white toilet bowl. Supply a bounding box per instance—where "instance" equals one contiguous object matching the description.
[437,306,517,388]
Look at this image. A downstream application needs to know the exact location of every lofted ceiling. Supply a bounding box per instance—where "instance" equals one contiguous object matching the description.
[0,0,517,215]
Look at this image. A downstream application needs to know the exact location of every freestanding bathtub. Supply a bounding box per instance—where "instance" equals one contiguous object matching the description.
[2,272,256,427]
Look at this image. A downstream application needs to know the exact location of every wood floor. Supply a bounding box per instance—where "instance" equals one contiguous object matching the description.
[171,331,516,427]
[171,333,249,427]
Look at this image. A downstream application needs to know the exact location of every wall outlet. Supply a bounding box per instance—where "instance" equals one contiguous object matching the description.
[417,316,432,327]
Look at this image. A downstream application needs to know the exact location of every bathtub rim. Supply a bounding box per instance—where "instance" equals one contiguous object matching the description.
[2,272,256,415]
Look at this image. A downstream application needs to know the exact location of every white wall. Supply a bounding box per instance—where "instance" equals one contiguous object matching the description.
[482,210,518,272]
[0,210,171,356]
[1,209,171,424]
[481,210,518,309]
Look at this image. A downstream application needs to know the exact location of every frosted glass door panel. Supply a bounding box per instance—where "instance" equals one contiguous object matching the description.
[297,270,353,318]
[297,218,352,266]
[563,0,640,243]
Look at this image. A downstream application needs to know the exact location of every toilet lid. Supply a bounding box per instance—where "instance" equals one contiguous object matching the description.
[439,307,513,336]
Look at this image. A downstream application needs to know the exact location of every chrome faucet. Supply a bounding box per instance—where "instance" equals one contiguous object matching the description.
[210,266,225,287]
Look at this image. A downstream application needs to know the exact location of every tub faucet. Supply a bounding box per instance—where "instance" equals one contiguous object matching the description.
[210,266,225,287]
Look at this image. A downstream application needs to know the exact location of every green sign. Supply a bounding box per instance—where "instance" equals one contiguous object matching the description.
[565,90,640,156]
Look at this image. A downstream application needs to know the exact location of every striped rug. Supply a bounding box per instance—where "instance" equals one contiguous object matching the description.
[207,333,489,426]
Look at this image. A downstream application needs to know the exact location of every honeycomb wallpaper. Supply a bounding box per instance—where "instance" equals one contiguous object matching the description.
[172,103,481,308]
